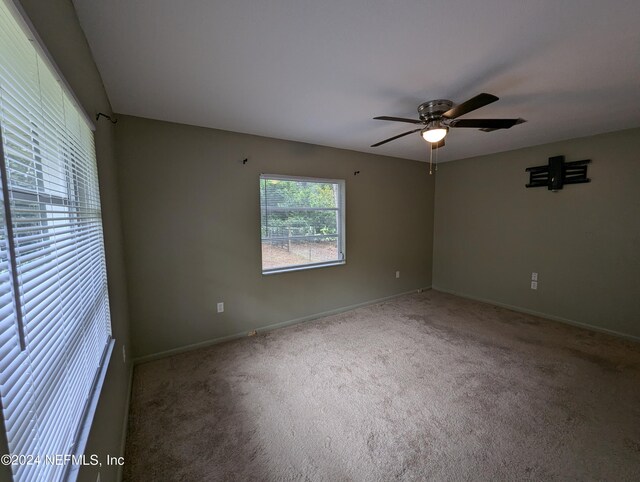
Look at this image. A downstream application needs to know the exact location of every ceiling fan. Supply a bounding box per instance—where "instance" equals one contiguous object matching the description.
[371,93,525,148]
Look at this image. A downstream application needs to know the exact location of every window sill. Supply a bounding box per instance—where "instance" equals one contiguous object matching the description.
[65,338,115,482]
[262,260,346,275]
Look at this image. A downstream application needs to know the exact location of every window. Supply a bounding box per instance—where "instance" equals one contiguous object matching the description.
[260,174,345,274]
[0,1,113,481]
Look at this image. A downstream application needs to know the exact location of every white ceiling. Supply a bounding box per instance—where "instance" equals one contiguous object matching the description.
[72,0,640,162]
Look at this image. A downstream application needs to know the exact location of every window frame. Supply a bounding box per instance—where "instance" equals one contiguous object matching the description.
[260,174,346,275]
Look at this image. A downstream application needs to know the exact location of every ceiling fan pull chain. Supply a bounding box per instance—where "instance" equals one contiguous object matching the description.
[435,144,438,171]
[429,143,433,175]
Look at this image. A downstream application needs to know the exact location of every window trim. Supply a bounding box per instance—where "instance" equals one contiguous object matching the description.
[260,174,346,275]
[64,340,114,482]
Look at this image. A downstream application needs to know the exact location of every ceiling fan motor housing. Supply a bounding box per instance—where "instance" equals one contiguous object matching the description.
[418,99,454,121]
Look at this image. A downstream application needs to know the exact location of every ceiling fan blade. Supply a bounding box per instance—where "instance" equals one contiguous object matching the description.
[448,118,525,129]
[442,93,499,119]
[371,128,422,147]
[479,118,526,132]
[373,116,424,124]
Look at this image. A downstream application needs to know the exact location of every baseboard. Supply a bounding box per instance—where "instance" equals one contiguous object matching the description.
[133,286,432,365]
[116,365,134,482]
[433,286,640,343]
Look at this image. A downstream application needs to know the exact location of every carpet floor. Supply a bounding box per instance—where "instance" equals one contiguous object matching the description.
[123,290,640,481]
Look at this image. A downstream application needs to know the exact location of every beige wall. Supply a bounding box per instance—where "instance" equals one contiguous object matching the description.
[433,128,640,339]
[15,1,132,481]
[115,115,435,359]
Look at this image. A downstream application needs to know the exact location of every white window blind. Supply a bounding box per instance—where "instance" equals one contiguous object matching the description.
[0,1,112,481]
[260,174,345,273]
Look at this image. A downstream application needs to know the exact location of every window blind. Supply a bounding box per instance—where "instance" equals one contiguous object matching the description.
[0,1,112,481]
[260,174,345,273]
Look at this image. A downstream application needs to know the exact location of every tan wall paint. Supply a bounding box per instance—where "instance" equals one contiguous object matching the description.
[433,128,640,339]
[115,115,435,359]
[15,1,132,481]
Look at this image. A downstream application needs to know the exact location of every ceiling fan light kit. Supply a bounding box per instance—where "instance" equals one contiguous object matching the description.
[421,124,448,143]
[371,93,526,149]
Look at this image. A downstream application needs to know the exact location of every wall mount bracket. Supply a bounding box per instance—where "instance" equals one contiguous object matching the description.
[526,155,590,191]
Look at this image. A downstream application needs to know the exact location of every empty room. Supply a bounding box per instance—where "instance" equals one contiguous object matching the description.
[0,0,639,481]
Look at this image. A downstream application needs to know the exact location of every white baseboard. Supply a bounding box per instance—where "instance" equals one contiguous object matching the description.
[433,286,640,343]
[133,286,432,365]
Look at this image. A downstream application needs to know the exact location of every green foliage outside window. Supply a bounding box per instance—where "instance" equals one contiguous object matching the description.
[260,178,339,240]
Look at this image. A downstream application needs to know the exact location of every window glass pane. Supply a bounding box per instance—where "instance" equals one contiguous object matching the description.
[260,176,344,272]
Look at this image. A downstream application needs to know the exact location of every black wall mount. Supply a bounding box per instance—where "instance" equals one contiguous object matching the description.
[526,155,590,191]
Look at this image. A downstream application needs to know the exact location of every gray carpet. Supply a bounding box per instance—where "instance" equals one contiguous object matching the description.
[123,290,640,481]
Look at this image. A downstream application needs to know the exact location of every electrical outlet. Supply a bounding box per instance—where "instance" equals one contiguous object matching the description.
[122,345,126,364]
[531,272,538,281]
[531,281,538,290]
[217,302,224,313]
[395,271,400,279]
